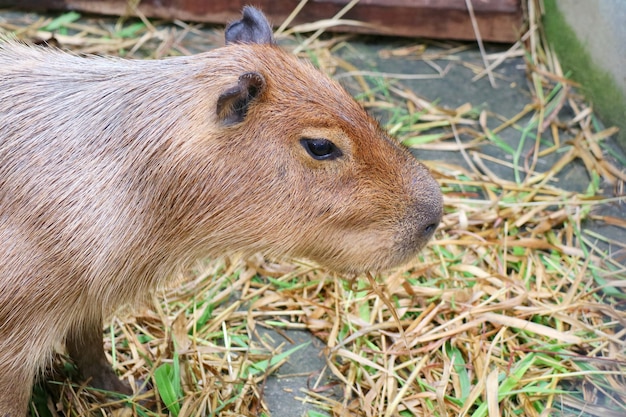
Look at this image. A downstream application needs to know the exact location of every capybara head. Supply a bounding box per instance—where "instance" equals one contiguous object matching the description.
[196,7,443,274]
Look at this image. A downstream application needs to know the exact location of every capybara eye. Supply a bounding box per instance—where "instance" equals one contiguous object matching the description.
[300,138,343,160]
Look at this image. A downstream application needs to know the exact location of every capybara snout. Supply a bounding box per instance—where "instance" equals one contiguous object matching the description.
[0,6,441,415]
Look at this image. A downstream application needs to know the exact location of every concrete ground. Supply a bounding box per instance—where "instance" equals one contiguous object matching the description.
[261,39,625,417]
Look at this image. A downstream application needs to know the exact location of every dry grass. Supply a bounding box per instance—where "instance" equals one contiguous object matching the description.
[1,1,625,416]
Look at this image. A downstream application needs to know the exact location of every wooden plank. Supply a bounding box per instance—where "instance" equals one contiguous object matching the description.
[0,0,524,43]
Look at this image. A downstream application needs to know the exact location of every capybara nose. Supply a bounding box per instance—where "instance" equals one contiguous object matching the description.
[415,203,442,242]
[412,181,443,243]
[394,197,442,266]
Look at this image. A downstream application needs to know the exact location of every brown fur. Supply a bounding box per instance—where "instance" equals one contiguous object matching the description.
[0,35,441,415]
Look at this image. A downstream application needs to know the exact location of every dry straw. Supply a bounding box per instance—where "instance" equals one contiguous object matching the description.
[1,0,624,416]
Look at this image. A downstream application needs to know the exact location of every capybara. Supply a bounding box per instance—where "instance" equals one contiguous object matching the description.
[0,6,442,415]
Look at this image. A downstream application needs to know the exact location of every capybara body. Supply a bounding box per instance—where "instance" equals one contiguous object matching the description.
[0,7,442,415]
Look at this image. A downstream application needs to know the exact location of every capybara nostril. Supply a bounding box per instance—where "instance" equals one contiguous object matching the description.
[421,220,439,238]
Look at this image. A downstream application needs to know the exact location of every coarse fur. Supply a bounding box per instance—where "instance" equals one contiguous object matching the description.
[0,7,442,415]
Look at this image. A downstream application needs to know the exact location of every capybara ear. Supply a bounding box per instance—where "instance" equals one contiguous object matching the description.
[225,6,275,45]
[216,72,266,125]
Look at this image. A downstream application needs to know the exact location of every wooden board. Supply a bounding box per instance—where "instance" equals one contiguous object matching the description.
[1,0,524,43]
